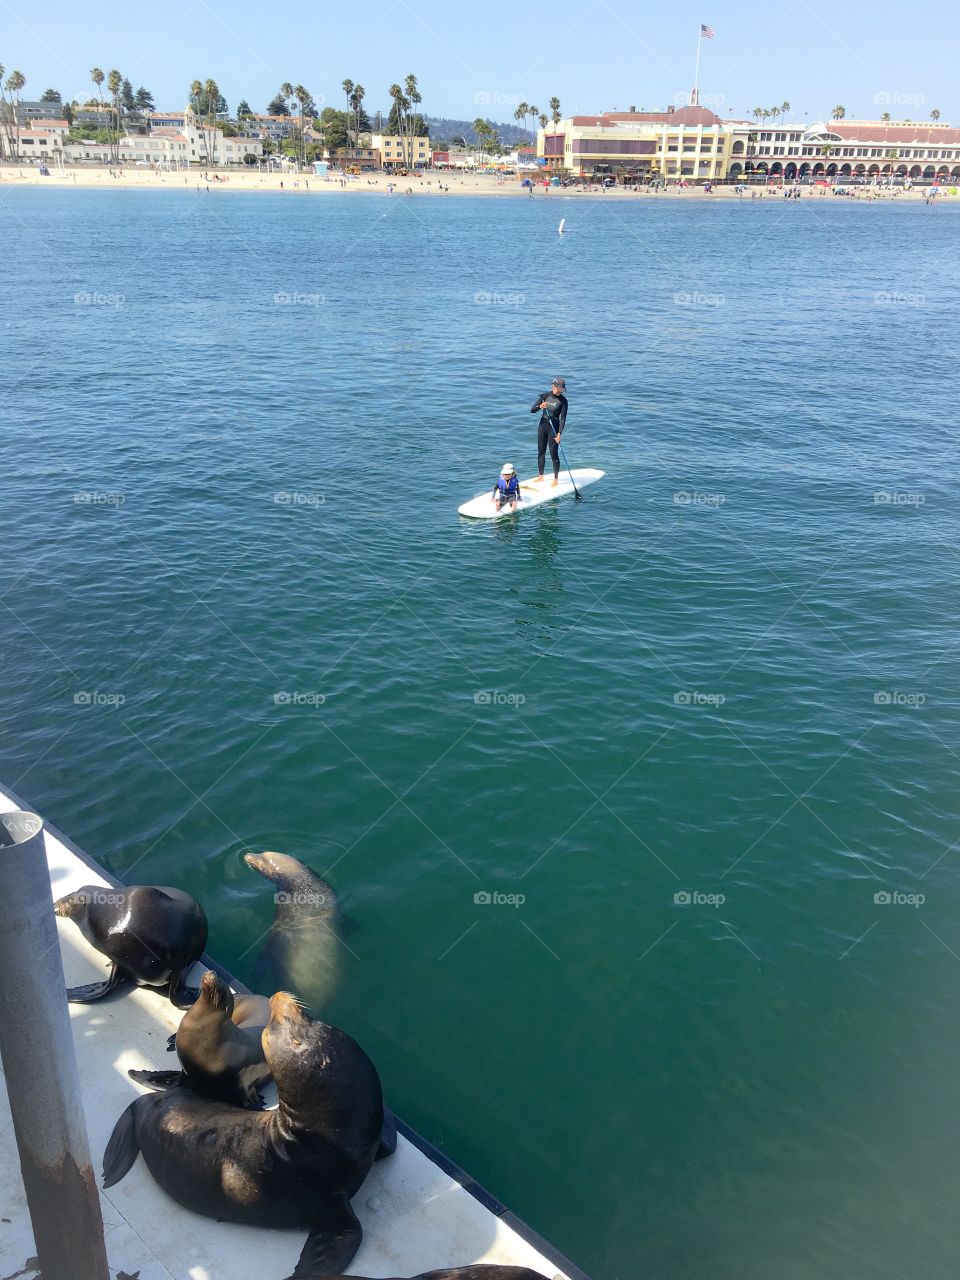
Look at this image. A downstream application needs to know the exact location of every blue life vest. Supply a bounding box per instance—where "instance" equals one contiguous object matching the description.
[497,475,519,495]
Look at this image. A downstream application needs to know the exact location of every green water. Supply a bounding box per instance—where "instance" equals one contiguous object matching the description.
[3,187,960,1279]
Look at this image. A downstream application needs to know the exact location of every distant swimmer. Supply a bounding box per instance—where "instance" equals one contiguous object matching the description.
[531,377,568,486]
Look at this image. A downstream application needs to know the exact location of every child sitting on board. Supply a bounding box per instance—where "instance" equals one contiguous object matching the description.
[493,463,522,512]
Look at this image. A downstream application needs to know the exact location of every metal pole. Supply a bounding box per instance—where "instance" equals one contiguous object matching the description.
[0,811,110,1280]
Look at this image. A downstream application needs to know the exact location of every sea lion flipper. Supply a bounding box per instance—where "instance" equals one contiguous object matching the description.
[165,1032,177,1052]
[66,963,123,1003]
[127,1069,183,1091]
[102,1101,141,1188]
[168,971,200,1009]
[288,1198,362,1278]
[376,1108,398,1160]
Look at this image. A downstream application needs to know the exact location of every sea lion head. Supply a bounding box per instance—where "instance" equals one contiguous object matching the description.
[243,851,335,911]
[54,886,102,920]
[263,992,330,1108]
[197,969,235,1016]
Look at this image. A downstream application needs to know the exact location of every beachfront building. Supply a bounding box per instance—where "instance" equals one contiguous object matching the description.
[13,99,64,123]
[537,106,743,181]
[147,112,188,132]
[247,114,295,141]
[119,119,263,166]
[371,133,431,170]
[16,130,64,161]
[73,105,114,129]
[731,118,960,182]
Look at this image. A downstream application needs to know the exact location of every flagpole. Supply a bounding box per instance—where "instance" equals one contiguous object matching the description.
[692,26,703,106]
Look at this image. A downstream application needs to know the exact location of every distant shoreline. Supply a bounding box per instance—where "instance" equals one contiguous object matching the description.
[1,165,956,202]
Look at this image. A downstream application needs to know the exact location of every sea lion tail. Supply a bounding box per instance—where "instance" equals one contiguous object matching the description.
[102,1101,141,1188]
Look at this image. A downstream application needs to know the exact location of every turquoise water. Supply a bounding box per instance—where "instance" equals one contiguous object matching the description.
[3,187,960,1280]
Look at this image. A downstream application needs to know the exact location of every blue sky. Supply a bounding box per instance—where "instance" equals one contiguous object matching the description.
[5,0,958,125]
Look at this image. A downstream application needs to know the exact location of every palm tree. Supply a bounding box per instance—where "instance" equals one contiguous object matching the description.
[4,69,25,159]
[549,96,561,126]
[472,117,490,162]
[405,74,421,168]
[107,69,122,163]
[514,101,528,138]
[293,85,312,166]
[881,111,890,122]
[781,100,791,121]
[90,67,106,148]
[931,108,941,121]
[752,106,763,123]
[831,104,846,120]
[528,104,540,141]
[538,113,547,131]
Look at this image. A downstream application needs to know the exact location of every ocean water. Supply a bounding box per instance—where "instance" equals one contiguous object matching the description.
[2,186,960,1280]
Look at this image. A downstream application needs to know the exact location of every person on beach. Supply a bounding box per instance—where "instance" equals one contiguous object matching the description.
[493,463,522,512]
[531,377,568,485]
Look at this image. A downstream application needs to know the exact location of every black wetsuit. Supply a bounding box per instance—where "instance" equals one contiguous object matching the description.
[531,392,568,479]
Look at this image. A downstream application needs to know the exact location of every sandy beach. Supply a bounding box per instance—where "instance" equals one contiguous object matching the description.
[1,164,955,201]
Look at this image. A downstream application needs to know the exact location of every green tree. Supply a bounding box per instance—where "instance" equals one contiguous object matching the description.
[6,69,26,157]
[513,101,528,138]
[881,111,890,122]
[134,86,155,112]
[40,87,61,102]
[236,99,252,118]
[107,70,122,162]
[121,77,135,112]
[190,78,223,165]
[831,104,846,120]
[931,108,941,121]
[266,95,289,116]
[549,96,561,125]
[781,99,791,120]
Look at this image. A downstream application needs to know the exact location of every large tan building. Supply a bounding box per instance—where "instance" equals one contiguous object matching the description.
[371,133,431,170]
[731,119,960,182]
[539,106,960,183]
[538,105,744,181]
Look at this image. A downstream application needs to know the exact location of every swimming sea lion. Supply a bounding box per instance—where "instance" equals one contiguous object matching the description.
[54,884,207,1007]
[103,991,387,1278]
[128,970,271,1107]
[243,851,342,1006]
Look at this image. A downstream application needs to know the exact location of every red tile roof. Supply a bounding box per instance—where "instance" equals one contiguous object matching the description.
[831,122,960,145]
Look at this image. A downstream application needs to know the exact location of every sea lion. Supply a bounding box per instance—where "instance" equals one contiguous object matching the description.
[54,884,207,1007]
[128,970,271,1107]
[102,991,388,1278]
[243,851,342,1006]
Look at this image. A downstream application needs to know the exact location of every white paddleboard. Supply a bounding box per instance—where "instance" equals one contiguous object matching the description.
[458,468,605,520]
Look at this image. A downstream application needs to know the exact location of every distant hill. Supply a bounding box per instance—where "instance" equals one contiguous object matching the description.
[426,115,534,146]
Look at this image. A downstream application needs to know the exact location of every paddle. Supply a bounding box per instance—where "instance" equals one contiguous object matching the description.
[557,438,582,500]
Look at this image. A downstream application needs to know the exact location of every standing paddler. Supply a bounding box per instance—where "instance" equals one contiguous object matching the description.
[531,377,568,486]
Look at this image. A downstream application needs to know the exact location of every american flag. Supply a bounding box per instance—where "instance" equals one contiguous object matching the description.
[701,23,715,37]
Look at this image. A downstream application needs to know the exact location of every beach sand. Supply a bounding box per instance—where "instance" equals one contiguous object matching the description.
[1,164,954,201]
